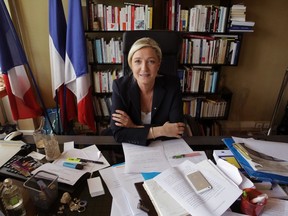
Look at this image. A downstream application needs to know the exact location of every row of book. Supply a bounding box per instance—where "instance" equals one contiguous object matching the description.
[93,69,124,93]
[178,67,218,93]
[87,1,153,31]
[92,95,227,120]
[183,96,227,118]
[180,35,241,65]
[185,117,222,136]
[93,96,112,118]
[87,35,240,65]
[166,1,228,33]
[87,37,123,64]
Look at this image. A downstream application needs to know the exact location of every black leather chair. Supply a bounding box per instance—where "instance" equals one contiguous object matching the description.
[122,30,182,76]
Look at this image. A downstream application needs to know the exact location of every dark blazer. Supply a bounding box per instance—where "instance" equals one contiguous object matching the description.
[110,74,183,146]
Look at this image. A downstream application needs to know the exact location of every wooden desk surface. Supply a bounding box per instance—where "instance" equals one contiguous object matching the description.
[7,135,288,215]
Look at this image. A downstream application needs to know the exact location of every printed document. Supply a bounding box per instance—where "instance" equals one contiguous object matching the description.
[32,145,110,185]
[99,164,147,216]
[123,138,207,173]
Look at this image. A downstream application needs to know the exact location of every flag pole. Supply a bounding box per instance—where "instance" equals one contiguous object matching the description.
[9,0,57,134]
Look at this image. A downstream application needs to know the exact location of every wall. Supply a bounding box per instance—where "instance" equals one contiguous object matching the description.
[223,0,288,127]
[8,0,288,130]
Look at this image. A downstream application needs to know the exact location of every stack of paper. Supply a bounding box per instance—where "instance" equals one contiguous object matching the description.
[101,138,207,216]
[222,137,288,184]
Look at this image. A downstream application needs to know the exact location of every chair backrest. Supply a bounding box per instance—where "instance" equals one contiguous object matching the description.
[122,30,182,76]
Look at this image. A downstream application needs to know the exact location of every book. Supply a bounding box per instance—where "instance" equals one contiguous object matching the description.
[143,179,189,216]
[150,160,242,216]
[230,20,255,27]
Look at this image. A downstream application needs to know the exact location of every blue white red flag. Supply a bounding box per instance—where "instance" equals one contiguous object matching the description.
[49,0,77,131]
[65,0,95,131]
[0,0,42,120]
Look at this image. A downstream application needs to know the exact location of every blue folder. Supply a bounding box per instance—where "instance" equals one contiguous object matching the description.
[222,137,288,184]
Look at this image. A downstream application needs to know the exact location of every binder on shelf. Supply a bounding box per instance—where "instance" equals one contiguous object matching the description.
[222,138,288,184]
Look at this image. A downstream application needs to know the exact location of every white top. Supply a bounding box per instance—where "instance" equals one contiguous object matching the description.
[141,112,151,124]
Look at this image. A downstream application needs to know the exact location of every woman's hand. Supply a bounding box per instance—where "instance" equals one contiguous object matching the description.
[112,110,137,128]
[161,121,185,138]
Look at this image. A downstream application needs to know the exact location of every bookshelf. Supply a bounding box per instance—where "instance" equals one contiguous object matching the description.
[83,0,247,135]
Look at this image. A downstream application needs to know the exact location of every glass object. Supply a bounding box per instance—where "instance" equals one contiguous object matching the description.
[33,116,46,154]
[1,178,26,216]
[43,134,61,161]
[23,171,58,211]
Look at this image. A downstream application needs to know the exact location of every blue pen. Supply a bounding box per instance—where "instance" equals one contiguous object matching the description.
[63,162,84,170]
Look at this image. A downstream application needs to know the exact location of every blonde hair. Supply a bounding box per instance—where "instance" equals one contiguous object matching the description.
[128,37,162,68]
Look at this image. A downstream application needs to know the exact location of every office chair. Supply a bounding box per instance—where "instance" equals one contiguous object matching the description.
[122,30,182,76]
[121,31,196,137]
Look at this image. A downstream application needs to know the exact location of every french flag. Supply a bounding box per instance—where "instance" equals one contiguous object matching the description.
[49,0,77,131]
[0,1,42,120]
[65,0,96,131]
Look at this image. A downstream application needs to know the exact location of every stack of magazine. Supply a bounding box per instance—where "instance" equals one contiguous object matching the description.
[222,137,288,184]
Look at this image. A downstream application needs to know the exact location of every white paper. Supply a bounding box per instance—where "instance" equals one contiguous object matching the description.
[113,165,146,216]
[154,160,242,216]
[232,137,288,161]
[261,198,288,216]
[27,151,45,160]
[123,138,206,173]
[222,210,247,216]
[63,141,74,152]
[123,141,170,173]
[31,163,86,185]
[162,138,207,166]
[216,158,254,189]
[258,184,288,199]
[99,165,147,216]
[53,145,110,173]
[0,140,25,167]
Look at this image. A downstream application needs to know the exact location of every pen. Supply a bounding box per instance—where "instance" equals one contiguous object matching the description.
[67,157,104,165]
[172,152,201,159]
[77,158,104,165]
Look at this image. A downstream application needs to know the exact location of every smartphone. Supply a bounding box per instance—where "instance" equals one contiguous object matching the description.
[186,170,212,194]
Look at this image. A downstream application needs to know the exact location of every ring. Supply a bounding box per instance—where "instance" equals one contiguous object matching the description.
[78,206,86,213]
[78,200,87,207]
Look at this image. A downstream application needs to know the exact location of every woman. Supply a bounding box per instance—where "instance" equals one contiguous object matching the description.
[110,37,185,145]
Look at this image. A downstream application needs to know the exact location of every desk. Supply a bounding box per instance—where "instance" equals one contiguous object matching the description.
[2,135,288,215]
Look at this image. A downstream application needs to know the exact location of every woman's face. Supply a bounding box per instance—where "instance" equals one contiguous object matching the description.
[131,47,160,87]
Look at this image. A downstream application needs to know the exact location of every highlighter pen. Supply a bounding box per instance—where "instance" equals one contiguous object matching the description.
[63,162,84,170]
[172,152,201,159]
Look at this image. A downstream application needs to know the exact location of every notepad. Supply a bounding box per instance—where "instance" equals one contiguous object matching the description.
[87,176,105,197]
